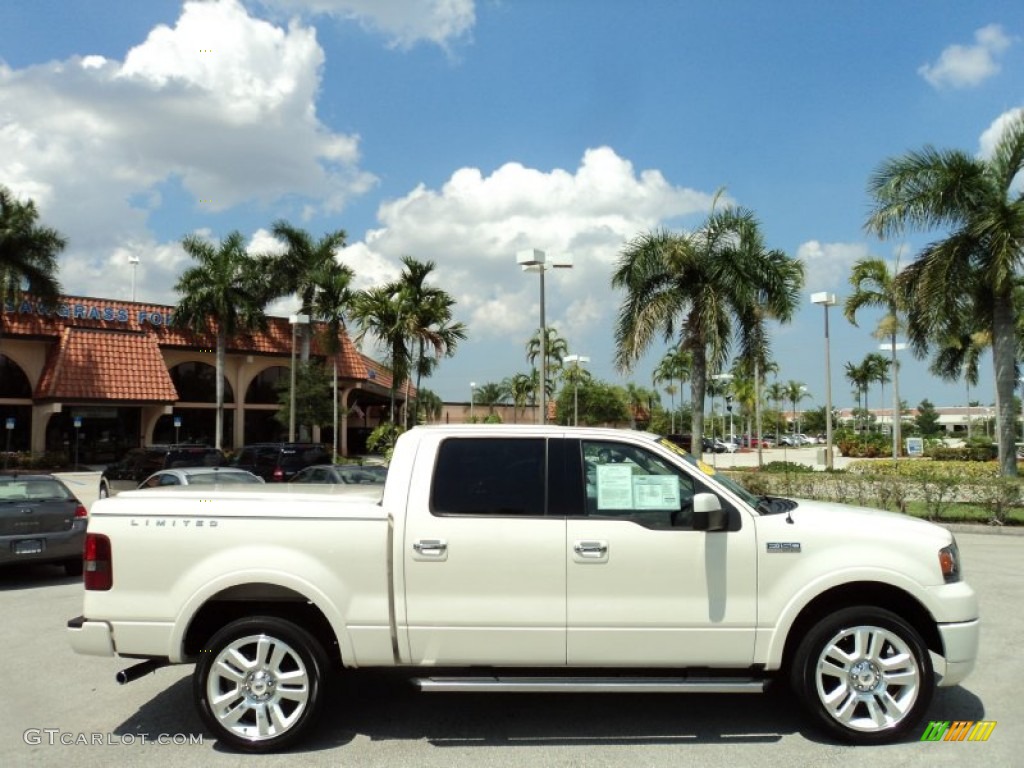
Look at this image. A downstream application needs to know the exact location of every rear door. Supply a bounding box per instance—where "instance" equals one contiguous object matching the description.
[565,438,758,666]
[400,434,567,665]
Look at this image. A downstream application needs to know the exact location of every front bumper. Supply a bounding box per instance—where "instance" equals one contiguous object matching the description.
[936,618,980,687]
[67,616,115,657]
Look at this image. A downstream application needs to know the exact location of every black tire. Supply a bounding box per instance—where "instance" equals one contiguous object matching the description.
[64,559,83,577]
[193,616,329,753]
[790,606,934,744]
[98,483,109,499]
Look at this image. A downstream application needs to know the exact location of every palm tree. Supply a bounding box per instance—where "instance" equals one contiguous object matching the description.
[766,380,787,442]
[526,327,569,412]
[0,186,65,339]
[844,360,873,432]
[351,285,406,423]
[845,257,907,454]
[930,328,987,439]
[310,260,355,457]
[612,201,803,454]
[174,231,274,450]
[395,257,467,427]
[504,372,533,424]
[271,221,347,360]
[653,346,691,433]
[865,112,1024,475]
[416,388,443,424]
[473,382,507,416]
[785,380,810,437]
[863,352,891,418]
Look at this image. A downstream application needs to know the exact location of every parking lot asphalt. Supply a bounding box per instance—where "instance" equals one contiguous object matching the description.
[2,509,1021,767]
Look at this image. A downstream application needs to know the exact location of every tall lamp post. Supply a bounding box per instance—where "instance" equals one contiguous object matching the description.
[711,373,734,462]
[517,249,573,425]
[880,340,907,460]
[288,314,309,442]
[811,292,837,470]
[469,381,477,422]
[564,354,590,426]
[129,255,140,302]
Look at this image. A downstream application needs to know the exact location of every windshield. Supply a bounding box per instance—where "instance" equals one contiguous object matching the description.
[656,437,761,508]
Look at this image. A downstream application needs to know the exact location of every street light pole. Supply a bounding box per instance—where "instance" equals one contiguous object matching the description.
[812,292,837,470]
[517,249,573,425]
[129,255,140,302]
[469,381,476,422]
[564,354,590,426]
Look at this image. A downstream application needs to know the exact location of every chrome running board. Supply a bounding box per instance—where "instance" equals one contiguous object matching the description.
[411,676,766,694]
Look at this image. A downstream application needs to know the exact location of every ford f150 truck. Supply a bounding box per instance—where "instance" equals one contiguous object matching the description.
[68,426,979,752]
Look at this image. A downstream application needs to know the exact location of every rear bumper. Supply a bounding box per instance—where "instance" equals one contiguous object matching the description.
[67,616,115,657]
[936,618,980,687]
[1,523,85,567]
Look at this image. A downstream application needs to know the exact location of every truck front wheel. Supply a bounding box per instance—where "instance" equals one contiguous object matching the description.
[790,606,934,744]
[194,616,328,752]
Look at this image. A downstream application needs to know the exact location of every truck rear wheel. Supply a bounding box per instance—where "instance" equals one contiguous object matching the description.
[791,606,934,744]
[194,616,328,752]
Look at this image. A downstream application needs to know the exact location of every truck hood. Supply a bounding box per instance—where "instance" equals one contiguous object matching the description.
[781,497,954,547]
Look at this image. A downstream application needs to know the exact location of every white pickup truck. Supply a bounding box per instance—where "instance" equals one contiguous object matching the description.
[68,425,979,752]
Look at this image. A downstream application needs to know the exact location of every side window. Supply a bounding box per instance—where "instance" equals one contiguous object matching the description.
[582,441,696,529]
[431,438,546,516]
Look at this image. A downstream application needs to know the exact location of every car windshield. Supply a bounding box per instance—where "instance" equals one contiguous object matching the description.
[184,472,261,485]
[655,437,760,508]
[0,477,73,502]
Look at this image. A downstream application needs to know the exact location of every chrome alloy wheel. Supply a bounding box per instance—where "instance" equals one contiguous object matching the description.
[813,624,921,733]
[205,633,311,742]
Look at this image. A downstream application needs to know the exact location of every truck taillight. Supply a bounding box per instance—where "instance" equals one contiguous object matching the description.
[84,533,113,591]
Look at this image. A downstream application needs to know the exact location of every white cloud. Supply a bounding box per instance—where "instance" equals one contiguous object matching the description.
[0,0,375,305]
[918,24,1014,89]
[979,107,1024,157]
[796,240,873,295]
[254,0,475,49]
[347,146,716,346]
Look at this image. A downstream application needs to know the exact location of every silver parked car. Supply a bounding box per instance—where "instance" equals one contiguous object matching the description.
[1,474,88,576]
[137,467,264,489]
[290,464,388,485]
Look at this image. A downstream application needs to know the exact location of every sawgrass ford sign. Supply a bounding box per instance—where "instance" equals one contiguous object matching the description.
[3,299,173,326]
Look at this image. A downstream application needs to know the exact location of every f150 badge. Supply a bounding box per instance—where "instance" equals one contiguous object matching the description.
[767,542,801,553]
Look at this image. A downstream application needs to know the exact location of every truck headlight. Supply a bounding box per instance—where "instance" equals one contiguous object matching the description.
[938,539,961,584]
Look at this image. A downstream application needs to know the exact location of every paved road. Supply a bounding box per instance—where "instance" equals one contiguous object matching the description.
[1,528,1020,767]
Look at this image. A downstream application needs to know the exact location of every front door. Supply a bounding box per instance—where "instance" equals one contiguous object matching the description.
[565,438,758,666]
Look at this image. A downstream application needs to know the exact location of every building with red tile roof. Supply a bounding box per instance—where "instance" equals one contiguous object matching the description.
[0,294,408,458]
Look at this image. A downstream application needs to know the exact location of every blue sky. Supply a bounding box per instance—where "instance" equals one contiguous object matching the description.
[2,0,1023,414]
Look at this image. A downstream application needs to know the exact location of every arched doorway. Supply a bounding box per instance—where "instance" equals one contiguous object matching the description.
[165,362,235,446]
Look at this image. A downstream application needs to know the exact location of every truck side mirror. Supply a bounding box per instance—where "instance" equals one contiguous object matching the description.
[692,492,727,532]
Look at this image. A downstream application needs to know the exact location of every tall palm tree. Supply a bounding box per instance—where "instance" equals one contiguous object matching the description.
[0,186,65,338]
[271,221,347,360]
[310,260,355,456]
[844,360,873,432]
[863,352,892,417]
[416,388,443,424]
[612,202,803,453]
[174,231,273,450]
[865,112,1024,475]
[785,380,810,436]
[351,285,406,423]
[845,257,907,453]
[766,380,787,441]
[653,346,692,433]
[526,327,569,411]
[394,256,467,427]
[473,382,507,416]
[930,328,987,439]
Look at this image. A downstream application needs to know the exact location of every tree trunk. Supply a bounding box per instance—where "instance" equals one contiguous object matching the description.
[215,325,226,450]
[690,346,707,455]
[992,290,1018,476]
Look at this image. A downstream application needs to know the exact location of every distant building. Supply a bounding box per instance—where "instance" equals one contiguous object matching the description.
[1,295,407,458]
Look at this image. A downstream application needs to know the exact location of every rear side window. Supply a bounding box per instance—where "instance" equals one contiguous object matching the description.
[431,438,545,516]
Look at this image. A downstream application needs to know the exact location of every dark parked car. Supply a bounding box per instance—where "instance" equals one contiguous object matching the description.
[99,445,224,498]
[290,464,387,485]
[1,474,88,576]
[232,443,332,482]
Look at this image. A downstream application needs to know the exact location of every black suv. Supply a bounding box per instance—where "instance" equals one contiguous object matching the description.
[99,445,224,497]
[231,443,332,482]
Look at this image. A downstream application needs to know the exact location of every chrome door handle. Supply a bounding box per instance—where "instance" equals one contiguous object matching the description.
[413,539,448,556]
[573,540,608,558]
